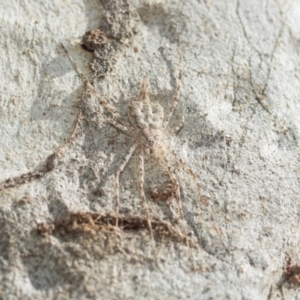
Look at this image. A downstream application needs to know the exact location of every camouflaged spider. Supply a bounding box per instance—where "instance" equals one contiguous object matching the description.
[62,43,205,242]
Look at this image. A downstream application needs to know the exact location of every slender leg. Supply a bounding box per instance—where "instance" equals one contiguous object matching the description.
[173,154,207,205]
[168,114,184,135]
[159,148,189,246]
[170,150,224,238]
[167,169,184,219]
[61,43,122,120]
[62,43,133,136]
[114,145,137,226]
[138,152,154,241]
[163,38,183,130]
[159,148,184,219]
[102,114,133,137]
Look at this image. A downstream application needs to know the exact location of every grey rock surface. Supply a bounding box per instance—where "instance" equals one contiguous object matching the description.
[0,0,300,299]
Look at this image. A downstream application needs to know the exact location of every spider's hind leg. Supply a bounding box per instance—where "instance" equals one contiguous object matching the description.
[168,114,185,135]
[170,149,225,242]
[159,148,189,246]
[138,152,154,242]
[114,145,137,227]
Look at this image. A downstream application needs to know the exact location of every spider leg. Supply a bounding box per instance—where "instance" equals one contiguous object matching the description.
[163,144,206,204]
[168,114,184,135]
[169,149,224,239]
[138,151,154,242]
[114,145,137,227]
[102,114,134,137]
[163,38,183,131]
[159,151,184,219]
[159,148,189,246]
[61,43,124,122]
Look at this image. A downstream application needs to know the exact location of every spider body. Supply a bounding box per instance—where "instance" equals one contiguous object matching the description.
[62,43,207,245]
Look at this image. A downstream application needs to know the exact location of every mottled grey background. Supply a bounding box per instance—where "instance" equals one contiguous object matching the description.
[0,0,300,299]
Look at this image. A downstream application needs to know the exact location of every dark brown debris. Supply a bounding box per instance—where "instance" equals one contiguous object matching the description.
[37,212,199,249]
[284,257,300,286]
[81,0,131,77]
[148,181,177,203]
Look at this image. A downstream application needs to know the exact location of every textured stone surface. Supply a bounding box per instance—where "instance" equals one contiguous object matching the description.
[0,0,300,299]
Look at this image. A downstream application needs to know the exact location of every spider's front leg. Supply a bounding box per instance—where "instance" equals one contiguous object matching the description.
[114,145,137,227]
[61,43,133,136]
[163,39,183,131]
[138,151,154,241]
[61,43,119,117]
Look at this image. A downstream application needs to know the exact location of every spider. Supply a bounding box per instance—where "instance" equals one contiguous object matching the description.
[61,42,208,243]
